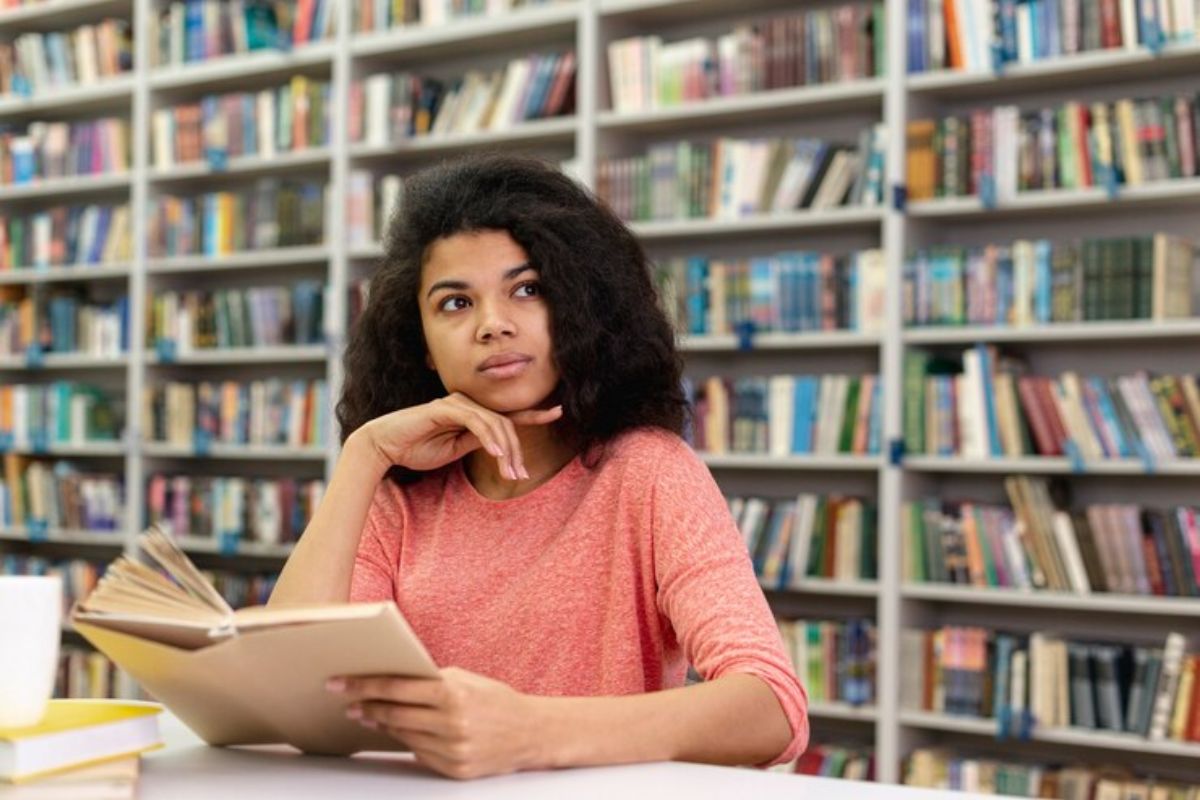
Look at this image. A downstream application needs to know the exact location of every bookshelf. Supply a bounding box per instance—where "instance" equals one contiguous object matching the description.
[0,0,1197,792]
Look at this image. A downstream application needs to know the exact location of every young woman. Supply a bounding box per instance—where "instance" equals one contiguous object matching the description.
[269,153,809,779]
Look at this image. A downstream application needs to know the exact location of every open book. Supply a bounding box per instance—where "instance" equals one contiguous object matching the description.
[70,526,439,756]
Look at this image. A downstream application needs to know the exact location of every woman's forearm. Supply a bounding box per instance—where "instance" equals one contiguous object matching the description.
[529,673,794,770]
[268,430,389,606]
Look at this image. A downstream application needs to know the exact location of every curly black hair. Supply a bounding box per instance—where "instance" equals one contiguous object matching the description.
[337,153,687,483]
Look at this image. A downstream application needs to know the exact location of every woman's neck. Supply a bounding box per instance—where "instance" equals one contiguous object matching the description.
[463,425,577,501]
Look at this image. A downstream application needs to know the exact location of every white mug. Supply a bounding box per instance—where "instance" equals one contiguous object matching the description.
[0,575,62,728]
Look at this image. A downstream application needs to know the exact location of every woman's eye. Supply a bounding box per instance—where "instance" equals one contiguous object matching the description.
[515,282,541,298]
[439,296,469,312]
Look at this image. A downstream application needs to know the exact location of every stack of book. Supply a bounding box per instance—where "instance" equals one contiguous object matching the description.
[142,378,329,449]
[904,349,1200,463]
[148,282,326,351]
[149,0,334,66]
[0,119,129,185]
[152,77,332,168]
[776,742,875,779]
[608,3,883,113]
[0,204,132,271]
[148,179,327,257]
[904,478,1200,596]
[906,92,1200,202]
[900,628,1199,743]
[732,494,878,588]
[904,233,1199,327]
[656,249,886,336]
[777,617,876,707]
[0,457,123,532]
[349,0,566,31]
[0,383,122,448]
[146,473,324,546]
[0,19,132,96]
[686,373,883,457]
[350,51,576,143]
[0,288,129,357]
[345,171,401,246]
[598,131,887,222]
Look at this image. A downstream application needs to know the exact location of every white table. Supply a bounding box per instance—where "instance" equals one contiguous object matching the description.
[143,713,986,799]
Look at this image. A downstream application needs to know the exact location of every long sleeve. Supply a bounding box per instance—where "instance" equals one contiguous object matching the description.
[650,436,810,766]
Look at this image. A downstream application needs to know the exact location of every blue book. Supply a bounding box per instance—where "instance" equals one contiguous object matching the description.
[867,379,883,454]
[749,257,774,331]
[185,0,206,62]
[1034,240,1052,323]
[975,344,1004,456]
[684,257,708,335]
[792,377,817,454]
[1088,378,1129,457]
[997,0,1019,62]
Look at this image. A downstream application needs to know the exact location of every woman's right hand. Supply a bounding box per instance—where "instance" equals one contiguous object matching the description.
[353,393,564,481]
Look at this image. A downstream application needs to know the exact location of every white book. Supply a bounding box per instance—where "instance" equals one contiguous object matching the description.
[993,105,1020,202]
[1148,632,1188,740]
[606,38,630,113]
[1016,2,1033,62]
[492,58,531,129]
[786,493,820,588]
[768,376,794,457]
[364,75,391,146]
[959,349,989,458]
[1051,510,1091,594]
[75,24,98,84]
[257,89,276,157]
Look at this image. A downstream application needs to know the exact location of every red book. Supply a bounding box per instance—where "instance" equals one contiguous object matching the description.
[1017,376,1059,456]
[1187,655,1200,741]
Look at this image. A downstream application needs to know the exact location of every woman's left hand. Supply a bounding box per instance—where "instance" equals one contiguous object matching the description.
[326,667,545,780]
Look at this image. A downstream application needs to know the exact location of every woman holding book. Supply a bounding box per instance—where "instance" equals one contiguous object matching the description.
[269,153,809,779]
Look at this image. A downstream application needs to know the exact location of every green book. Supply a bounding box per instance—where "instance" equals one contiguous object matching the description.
[838,377,861,453]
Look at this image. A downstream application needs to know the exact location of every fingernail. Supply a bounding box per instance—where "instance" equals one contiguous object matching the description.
[326,678,345,692]
[346,706,362,719]
[521,467,530,480]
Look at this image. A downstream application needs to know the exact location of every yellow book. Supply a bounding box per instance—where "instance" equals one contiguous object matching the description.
[0,700,162,784]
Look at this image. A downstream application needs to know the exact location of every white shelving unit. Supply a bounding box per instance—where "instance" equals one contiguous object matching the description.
[2,0,1198,790]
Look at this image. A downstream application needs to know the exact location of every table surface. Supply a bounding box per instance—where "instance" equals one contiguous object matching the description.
[141,713,989,799]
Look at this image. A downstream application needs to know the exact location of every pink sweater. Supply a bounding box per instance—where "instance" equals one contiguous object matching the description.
[349,427,809,766]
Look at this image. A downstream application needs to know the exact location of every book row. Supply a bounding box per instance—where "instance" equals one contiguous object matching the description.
[900,628,1199,743]
[607,3,883,113]
[685,373,883,456]
[152,76,331,168]
[775,742,875,781]
[345,172,402,247]
[147,179,327,258]
[148,282,326,352]
[777,617,876,707]
[0,455,122,532]
[350,0,564,31]
[905,476,1200,596]
[906,92,1200,202]
[904,748,1200,798]
[0,383,121,449]
[0,19,130,97]
[142,378,329,449]
[904,233,1199,327]
[0,118,128,185]
[146,473,324,548]
[0,289,128,358]
[734,494,878,588]
[904,350,1200,463]
[149,0,333,68]
[906,0,1200,74]
[655,250,886,337]
[350,51,576,143]
[598,130,887,223]
[0,204,132,272]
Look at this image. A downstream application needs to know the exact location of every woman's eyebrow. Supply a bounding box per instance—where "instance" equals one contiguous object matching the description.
[425,262,533,299]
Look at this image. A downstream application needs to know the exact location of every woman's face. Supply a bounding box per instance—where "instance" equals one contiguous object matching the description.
[418,229,560,414]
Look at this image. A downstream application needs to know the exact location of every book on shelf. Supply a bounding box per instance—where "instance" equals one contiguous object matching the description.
[152,76,331,169]
[0,383,122,450]
[0,288,129,357]
[70,526,439,755]
[0,456,122,533]
[904,479,1200,596]
[350,51,576,143]
[148,282,326,352]
[142,378,329,450]
[731,493,878,589]
[775,741,875,780]
[0,204,132,272]
[0,19,131,97]
[656,249,885,337]
[777,617,876,707]
[906,92,1200,203]
[598,129,887,223]
[0,119,129,185]
[905,234,1199,326]
[903,348,1200,463]
[0,699,161,784]
[900,626,1200,743]
[906,0,1200,74]
[350,0,566,32]
[146,473,323,548]
[149,0,334,67]
[148,179,327,258]
[607,3,884,114]
[685,373,883,457]
[905,748,1200,796]
[345,172,402,247]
